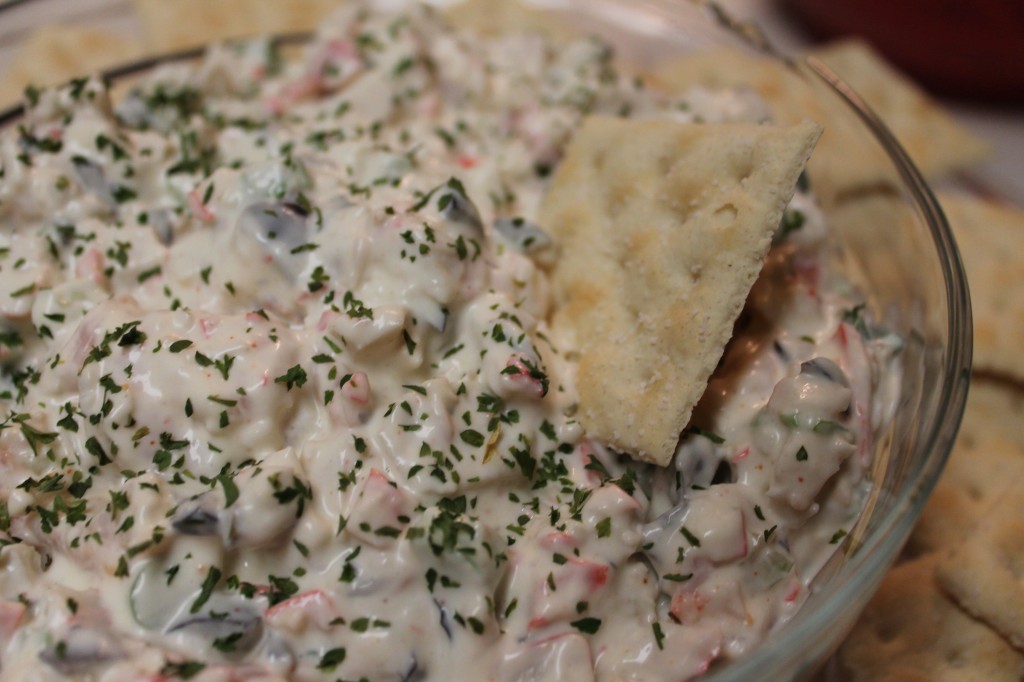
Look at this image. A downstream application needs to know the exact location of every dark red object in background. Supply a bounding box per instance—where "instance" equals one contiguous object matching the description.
[781,0,1024,106]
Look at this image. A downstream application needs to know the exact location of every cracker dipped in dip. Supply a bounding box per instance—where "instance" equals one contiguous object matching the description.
[0,2,901,680]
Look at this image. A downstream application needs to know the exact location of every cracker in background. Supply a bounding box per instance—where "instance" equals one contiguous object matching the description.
[133,0,339,53]
[0,26,143,107]
[907,381,1024,556]
[649,41,989,206]
[937,479,1024,651]
[541,116,820,465]
[810,39,990,182]
[442,0,578,42]
[939,192,1024,382]
[837,555,1024,681]
[648,48,892,207]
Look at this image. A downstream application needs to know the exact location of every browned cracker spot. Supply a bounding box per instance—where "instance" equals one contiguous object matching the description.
[907,381,1024,556]
[541,116,820,465]
[937,480,1024,651]
[939,192,1024,382]
[837,555,1024,681]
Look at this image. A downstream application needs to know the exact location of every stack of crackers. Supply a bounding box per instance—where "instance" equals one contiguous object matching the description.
[2,1,1023,678]
[812,45,1024,682]
[656,37,1024,680]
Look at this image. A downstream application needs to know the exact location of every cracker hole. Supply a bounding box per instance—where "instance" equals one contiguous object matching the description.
[605,184,629,219]
[713,203,738,230]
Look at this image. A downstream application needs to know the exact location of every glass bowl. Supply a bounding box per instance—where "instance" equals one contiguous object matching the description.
[0,0,972,679]
[565,3,972,680]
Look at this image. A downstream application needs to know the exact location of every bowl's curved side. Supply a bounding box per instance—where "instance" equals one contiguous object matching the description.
[699,54,973,682]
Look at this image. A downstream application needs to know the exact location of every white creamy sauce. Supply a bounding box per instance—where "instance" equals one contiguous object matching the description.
[0,4,901,681]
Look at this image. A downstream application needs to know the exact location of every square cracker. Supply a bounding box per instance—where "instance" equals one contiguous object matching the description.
[541,116,820,465]
[937,480,1024,651]
[132,0,339,53]
[837,555,1024,681]
[0,26,143,107]
[938,192,1024,382]
[907,380,1024,556]
[649,41,989,205]
[809,39,990,183]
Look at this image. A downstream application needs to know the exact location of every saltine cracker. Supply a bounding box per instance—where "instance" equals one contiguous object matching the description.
[0,26,143,108]
[541,116,820,465]
[442,0,578,42]
[838,555,1024,681]
[940,192,1024,382]
[907,381,1024,556]
[810,39,990,183]
[650,41,988,205]
[937,480,1024,651]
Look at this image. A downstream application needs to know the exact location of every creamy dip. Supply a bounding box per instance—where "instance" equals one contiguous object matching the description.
[0,3,901,681]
